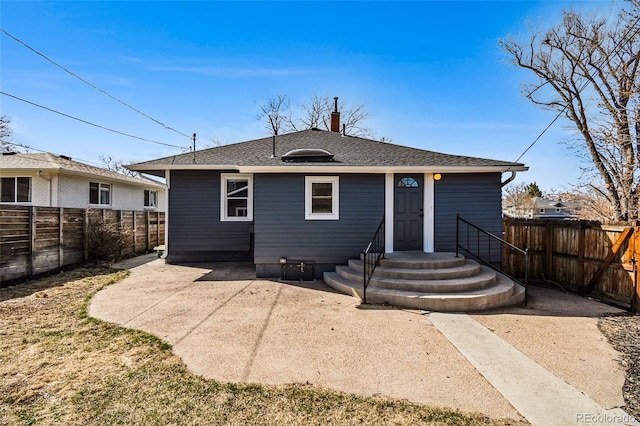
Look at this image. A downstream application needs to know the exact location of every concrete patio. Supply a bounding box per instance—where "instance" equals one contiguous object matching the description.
[89,255,635,424]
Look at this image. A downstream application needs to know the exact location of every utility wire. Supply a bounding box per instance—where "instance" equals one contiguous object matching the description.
[1,91,187,149]
[1,28,193,141]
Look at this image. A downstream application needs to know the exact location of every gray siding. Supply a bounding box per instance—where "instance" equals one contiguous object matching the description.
[167,170,253,262]
[254,174,384,275]
[434,173,502,260]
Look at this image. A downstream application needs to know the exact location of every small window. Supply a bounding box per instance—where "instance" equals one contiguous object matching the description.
[144,190,158,208]
[305,176,339,220]
[90,182,111,205]
[0,177,31,203]
[221,174,253,221]
[397,177,419,188]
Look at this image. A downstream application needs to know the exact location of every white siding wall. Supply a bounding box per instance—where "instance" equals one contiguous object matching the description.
[58,175,89,208]
[1,171,165,210]
[32,173,51,206]
[57,175,165,211]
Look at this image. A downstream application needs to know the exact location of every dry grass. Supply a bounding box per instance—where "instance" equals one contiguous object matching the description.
[0,266,527,425]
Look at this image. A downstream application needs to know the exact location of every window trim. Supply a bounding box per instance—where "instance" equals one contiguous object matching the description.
[89,182,112,206]
[220,173,253,222]
[305,176,339,220]
[0,176,32,204]
[144,189,158,208]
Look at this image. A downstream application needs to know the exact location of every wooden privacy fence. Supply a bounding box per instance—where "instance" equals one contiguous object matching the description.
[0,205,165,284]
[503,218,639,310]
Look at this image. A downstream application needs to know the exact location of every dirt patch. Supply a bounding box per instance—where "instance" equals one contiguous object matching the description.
[599,313,640,419]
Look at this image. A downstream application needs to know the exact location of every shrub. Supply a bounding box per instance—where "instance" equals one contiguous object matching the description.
[86,214,125,262]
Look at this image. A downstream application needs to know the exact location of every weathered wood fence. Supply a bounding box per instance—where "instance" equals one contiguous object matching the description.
[0,205,165,284]
[503,218,639,309]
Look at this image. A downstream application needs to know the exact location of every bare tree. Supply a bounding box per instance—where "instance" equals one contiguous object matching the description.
[499,1,640,222]
[256,94,292,135]
[99,155,139,177]
[257,94,373,137]
[502,181,539,218]
[550,186,616,222]
[0,115,28,152]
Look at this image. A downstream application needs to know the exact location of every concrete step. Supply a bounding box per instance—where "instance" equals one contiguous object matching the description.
[323,271,523,312]
[349,258,482,280]
[373,251,467,269]
[337,264,497,293]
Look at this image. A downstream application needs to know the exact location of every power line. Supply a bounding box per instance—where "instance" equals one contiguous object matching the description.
[1,91,188,149]
[1,28,193,141]
[506,10,640,173]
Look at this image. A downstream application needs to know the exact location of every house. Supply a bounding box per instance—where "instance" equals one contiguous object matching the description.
[531,197,580,219]
[129,112,528,281]
[0,152,166,211]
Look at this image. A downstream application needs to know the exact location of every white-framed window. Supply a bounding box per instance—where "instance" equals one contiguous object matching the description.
[0,177,31,203]
[221,174,253,221]
[89,182,111,205]
[305,176,339,220]
[144,190,158,208]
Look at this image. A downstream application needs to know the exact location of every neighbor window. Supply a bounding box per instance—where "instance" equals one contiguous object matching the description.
[221,174,253,221]
[305,176,339,220]
[89,182,111,205]
[0,177,31,203]
[144,190,158,208]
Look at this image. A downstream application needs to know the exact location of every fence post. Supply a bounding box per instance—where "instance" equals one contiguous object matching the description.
[577,221,586,292]
[29,206,36,276]
[146,211,150,251]
[59,207,64,269]
[544,221,553,280]
[633,224,639,312]
[83,209,88,261]
[132,211,137,254]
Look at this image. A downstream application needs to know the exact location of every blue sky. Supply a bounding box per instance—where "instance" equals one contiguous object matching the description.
[1,1,611,191]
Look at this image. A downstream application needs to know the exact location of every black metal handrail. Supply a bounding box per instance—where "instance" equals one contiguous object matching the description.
[456,214,529,305]
[362,217,385,304]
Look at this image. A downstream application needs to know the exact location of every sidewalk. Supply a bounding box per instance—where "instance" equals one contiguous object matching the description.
[90,257,633,424]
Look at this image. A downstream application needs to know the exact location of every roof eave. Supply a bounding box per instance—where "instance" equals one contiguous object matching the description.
[127,164,528,174]
[128,164,240,172]
[238,165,529,173]
[58,168,166,188]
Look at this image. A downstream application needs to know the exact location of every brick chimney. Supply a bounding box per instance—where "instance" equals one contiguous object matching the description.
[330,96,340,132]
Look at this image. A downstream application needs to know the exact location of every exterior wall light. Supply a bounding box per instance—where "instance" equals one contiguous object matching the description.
[433,173,442,181]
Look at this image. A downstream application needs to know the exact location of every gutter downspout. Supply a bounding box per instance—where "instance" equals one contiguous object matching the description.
[163,169,170,259]
[501,171,517,187]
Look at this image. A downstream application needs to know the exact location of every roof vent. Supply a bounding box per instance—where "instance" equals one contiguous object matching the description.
[1,151,17,156]
[281,148,334,163]
[59,155,72,161]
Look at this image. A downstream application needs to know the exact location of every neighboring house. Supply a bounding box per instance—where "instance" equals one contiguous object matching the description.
[531,197,579,219]
[129,116,527,279]
[0,152,165,211]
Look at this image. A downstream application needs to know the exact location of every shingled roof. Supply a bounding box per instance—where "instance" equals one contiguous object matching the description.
[0,152,165,188]
[129,129,527,175]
